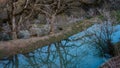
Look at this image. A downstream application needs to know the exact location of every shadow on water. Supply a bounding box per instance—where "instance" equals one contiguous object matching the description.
[0,21,120,68]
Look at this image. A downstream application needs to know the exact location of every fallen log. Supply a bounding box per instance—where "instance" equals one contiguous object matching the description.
[0,18,100,59]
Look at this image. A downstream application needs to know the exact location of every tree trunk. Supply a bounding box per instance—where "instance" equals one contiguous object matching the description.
[11,14,17,39]
[11,0,17,39]
[49,14,56,34]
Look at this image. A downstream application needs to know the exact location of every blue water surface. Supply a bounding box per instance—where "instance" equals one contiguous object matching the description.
[0,23,120,68]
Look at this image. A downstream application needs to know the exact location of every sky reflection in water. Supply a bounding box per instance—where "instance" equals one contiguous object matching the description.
[0,23,120,68]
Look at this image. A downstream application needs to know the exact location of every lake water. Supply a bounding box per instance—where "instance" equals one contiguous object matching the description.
[0,22,120,68]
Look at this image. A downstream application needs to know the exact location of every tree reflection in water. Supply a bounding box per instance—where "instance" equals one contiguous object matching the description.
[0,39,87,68]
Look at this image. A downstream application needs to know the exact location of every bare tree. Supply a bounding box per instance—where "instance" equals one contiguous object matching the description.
[32,0,76,34]
[5,0,79,39]
[6,0,34,39]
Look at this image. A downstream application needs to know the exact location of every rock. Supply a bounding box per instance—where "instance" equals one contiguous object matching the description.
[33,19,40,24]
[2,23,11,33]
[29,27,43,37]
[0,9,8,20]
[38,14,47,24]
[42,24,50,34]
[29,24,50,37]
[0,32,11,41]
[18,30,30,39]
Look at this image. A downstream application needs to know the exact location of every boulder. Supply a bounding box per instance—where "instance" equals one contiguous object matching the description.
[29,24,50,37]
[38,14,47,24]
[42,24,50,34]
[29,24,43,37]
[2,23,11,33]
[0,32,11,41]
[18,30,30,39]
[30,27,43,37]
[0,9,8,20]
